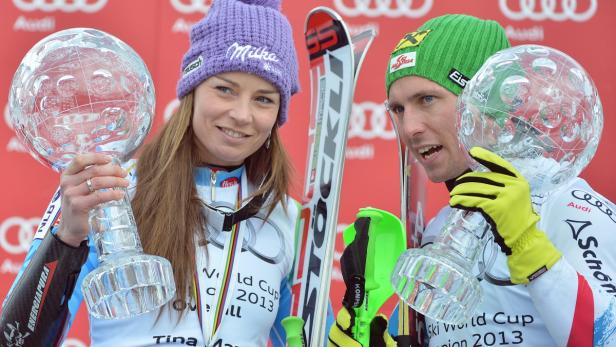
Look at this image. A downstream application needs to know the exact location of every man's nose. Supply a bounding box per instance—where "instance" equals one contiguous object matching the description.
[400,110,425,142]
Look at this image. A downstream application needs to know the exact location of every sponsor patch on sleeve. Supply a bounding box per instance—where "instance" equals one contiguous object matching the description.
[389,52,416,73]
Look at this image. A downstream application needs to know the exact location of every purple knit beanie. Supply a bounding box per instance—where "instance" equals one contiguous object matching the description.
[177,0,299,126]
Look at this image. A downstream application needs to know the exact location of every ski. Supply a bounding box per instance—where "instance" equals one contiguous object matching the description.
[284,7,376,347]
[391,109,427,347]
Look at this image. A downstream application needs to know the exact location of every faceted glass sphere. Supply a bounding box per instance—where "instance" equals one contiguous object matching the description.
[9,28,154,171]
[457,45,603,194]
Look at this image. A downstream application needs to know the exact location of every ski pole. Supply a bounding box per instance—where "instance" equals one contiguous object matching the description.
[282,316,306,347]
[342,207,407,346]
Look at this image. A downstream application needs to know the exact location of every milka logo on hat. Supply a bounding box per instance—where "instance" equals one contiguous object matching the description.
[226,42,280,63]
[183,55,203,76]
[393,30,431,53]
[389,52,416,73]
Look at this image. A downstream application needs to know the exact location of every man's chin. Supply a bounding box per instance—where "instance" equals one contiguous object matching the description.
[424,168,458,184]
[425,172,447,184]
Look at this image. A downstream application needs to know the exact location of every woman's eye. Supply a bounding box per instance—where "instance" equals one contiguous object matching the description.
[256,96,274,104]
[215,86,233,94]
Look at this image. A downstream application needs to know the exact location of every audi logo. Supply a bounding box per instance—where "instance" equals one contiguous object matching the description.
[333,0,433,18]
[206,200,289,265]
[0,216,39,255]
[499,0,597,22]
[348,102,396,140]
[170,0,212,14]
[12,0,108,13]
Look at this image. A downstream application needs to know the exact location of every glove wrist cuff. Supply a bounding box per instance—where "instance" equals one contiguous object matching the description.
[508,230,562,284]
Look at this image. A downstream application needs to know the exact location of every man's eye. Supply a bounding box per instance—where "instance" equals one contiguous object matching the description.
[391,105,404,115]
[422,95,434,104]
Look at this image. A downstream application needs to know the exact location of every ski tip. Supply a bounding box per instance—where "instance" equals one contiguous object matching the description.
[304,6,349,36]
[304,6,352,61]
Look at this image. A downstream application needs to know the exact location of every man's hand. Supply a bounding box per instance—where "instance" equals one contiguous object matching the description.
[449,147,562,284]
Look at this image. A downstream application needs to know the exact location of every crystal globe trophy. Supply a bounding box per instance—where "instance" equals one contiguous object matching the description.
[8,28,176,319]
[391,44,603,324]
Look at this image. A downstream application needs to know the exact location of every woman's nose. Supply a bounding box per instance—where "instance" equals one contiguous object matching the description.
[228,99,252,123]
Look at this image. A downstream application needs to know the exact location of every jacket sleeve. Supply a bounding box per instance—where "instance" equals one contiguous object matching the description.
[1,227,96,347]
[528,182,616,346]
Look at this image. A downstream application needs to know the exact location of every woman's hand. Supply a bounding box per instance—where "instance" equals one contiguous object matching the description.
[56,154,129,247]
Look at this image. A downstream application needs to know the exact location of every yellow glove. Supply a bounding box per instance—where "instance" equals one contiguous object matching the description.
[328,307,361,347]
[449,147,562,284]
[328,307,397,347]
[370,314,398,347]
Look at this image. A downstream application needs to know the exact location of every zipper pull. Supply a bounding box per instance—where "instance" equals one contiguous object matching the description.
[210,169,217,201]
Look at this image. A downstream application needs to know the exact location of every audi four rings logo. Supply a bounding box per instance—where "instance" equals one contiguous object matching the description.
[348,102,396,140]
[499,0,597,22]
[12,0,108,13]
[170,0,212,14]
[0,217,39,255]
[333,0,433,18]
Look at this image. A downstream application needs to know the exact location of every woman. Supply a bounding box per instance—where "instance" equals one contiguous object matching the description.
[1,0,300,346]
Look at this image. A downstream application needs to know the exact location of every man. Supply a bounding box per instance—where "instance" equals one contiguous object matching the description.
[329,14,616,347]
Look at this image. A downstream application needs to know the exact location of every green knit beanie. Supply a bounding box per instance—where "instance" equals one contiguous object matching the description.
[385,14,510,96]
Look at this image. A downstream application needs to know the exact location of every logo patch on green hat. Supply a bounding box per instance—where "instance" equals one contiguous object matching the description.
[389,52,416,73]
[393,30,431,53]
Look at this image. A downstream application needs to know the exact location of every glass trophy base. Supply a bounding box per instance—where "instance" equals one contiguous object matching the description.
[82,253,175,319]
[391,247,482,325]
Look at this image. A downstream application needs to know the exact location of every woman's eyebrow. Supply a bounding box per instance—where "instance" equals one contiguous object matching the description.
[213,76,277,94]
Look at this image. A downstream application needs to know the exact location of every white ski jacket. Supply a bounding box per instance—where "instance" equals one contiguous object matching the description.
[8,162,300,347]
[421,177,616,347]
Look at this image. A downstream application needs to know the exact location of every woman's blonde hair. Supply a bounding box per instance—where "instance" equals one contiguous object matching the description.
[131,91,292,312]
